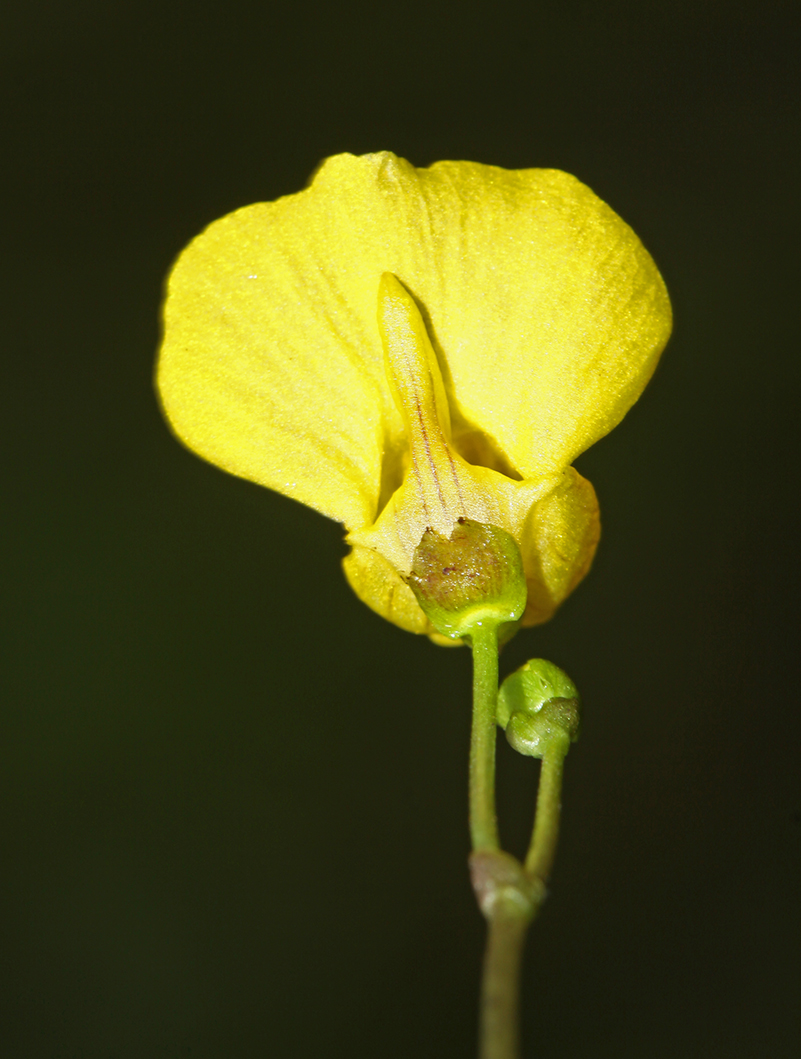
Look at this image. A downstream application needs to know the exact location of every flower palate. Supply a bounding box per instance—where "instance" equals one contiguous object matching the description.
[157,152,671,640]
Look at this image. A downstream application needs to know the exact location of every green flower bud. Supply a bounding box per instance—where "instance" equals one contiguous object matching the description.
[406,518,527,642]
[497,659,580,758]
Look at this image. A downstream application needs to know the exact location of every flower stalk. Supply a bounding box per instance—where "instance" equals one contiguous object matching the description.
[469,623,501,853]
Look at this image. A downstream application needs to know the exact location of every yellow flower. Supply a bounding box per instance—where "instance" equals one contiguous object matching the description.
[156,151,671,639]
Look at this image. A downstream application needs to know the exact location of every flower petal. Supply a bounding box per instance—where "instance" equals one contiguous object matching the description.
[517,468,600,626]
[398,159,672,477]
[157,173,400,529]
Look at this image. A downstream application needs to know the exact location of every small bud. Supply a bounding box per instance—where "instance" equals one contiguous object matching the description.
[497,659,580,758]
[406,519,527,641]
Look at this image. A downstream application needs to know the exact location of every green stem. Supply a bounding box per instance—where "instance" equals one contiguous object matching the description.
[479,905,529,1059]
[524,738,569,882]
[469,624,500,852]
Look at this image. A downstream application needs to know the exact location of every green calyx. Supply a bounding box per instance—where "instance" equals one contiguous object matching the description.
[497,659,581,758]
[406,519,527,642]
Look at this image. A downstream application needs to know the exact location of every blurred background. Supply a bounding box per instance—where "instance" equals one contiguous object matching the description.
[2,1,799,1056]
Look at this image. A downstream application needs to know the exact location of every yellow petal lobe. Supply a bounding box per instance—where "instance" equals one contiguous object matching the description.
[517,468,600,627]
[342,545,431,635]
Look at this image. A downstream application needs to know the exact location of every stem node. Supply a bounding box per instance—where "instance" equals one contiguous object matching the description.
[469,849,544,922]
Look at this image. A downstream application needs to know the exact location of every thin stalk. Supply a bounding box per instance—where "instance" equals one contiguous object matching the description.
[469,623,500,852]
[524,739,569,882]
[479,906,530,1059]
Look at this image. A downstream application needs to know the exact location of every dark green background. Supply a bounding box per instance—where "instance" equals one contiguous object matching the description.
[2,1,799,1056]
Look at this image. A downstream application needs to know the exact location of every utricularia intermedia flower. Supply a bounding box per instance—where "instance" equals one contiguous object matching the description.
[157,152,671,640]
